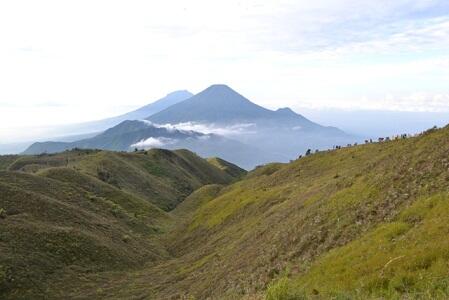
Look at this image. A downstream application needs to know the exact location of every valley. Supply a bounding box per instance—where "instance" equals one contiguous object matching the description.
[3,1,449,299]
[1,125,449,299]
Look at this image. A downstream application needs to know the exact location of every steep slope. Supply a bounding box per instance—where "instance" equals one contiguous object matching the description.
[49,125,449,299]
[0,148,242,299]
[171,125,449,299]
[267,193,449,299]
[9,148,237,211]
[0,168,171,299]
[207,157,247,179]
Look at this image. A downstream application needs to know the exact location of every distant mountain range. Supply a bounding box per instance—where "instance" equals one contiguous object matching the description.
[24,120,277,169]
[23,120,198,154]
[23,84,354,169]
[148,84,323,128]
[60,90,194,134]
[0,90,193,155]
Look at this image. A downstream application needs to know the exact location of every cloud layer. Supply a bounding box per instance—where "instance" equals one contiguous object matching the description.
[1,0,449,142]
[155,122,256,137]
[139,120,256,137]
[131,137,177,149]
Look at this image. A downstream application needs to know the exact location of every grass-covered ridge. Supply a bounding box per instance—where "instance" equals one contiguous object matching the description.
[207,157,247,178]
[6,148,237,211]
[267,192,449,299]
[2,126,449,299]
[0,148,242,299]
[100,125,448,299]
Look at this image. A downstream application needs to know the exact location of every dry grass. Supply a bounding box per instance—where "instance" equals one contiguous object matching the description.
[2,126,449,299]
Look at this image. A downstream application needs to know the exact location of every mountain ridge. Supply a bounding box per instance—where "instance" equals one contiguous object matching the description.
[2,125,449,299]
[23,120,201,154]
[23,120,277,170]
[147,84,322,128]
[63,90,194,134]
[23,85,353,169]
[0,148,244,299]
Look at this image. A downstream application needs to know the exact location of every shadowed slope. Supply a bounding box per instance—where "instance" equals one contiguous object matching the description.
[9,148,237,211]
[0,169,170,299]
[0,149,243,298]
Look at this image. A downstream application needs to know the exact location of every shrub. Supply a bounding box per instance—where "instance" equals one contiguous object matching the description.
[0,208,6,219]
[97,167,111,182]
[266,278,306,300]
[110,203,122,217]
[122,235,131,243]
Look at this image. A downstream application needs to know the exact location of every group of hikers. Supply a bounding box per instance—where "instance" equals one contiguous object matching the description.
[362,133,410,145]
[335,133,416,152]
[299,131,423,159]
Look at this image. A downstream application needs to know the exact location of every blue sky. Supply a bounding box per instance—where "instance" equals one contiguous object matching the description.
[1,0,449,142]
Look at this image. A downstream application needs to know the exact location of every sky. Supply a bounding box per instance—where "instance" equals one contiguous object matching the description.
[1,0,449,143]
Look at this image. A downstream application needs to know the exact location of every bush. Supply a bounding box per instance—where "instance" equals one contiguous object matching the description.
[96,168,118,185]
[122,235,131,243]
[389,274,416,293]
[97,167,111,182]
[266,278,306,300]
[0,208,6,219]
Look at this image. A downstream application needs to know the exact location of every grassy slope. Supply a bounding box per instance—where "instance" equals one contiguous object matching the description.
[7,149,235,211]
[2,126,449,299]
[0,170,170,299]
[207,157,247,178]
[69,125,449,299]
[204,126,449,299]
[267,192,449,299]
[0,156,18,171]
[0,149,240,299]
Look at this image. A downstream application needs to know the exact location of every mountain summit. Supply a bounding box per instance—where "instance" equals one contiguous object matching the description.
[23,85,352,169]
[147,84,310,125]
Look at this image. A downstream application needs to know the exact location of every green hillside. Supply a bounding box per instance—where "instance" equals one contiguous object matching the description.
[0,155,17,171]
[7,148,236,211]
[0,149,240,299]
[206,157,247,179]
[2,126,449,299]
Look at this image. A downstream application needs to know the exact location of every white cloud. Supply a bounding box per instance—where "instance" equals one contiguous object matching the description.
[1,0,449,142]
[131,137,177,149]
[138,120,256,136]
[155,122,257,137]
